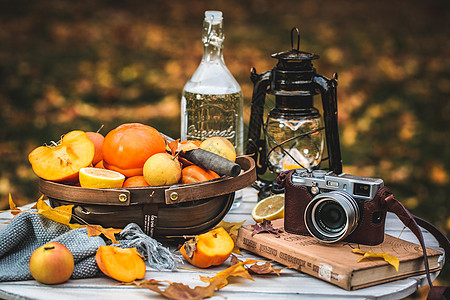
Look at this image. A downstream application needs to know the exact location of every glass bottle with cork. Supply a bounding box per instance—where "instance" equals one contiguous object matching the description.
[181,10,244,208]
[181,10,244,155]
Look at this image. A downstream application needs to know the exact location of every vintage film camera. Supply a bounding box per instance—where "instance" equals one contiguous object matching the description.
[284,169,388,245]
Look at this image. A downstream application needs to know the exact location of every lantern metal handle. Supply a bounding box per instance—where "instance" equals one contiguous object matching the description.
[246,68,271,175]
[291,27,300,51]
[313,72,342,174]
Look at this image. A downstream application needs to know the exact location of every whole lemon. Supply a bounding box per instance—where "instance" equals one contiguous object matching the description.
[199,137,236,162]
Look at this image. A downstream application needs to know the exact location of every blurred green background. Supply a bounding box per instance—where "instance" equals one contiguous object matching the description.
[0,0,448,292]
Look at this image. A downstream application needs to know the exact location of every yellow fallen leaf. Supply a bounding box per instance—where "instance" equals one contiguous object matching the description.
[10,197,121,243]
[230,254,263,266]
[352,248,399,272]
[8,194,22,217]
[36,197,74,226]
[352,248,365,255]
[86,224,122,244]
[200,262,254,289]
[132,278,226,300]
[230,254,291,276]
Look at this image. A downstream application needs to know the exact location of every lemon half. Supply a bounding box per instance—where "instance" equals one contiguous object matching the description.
[251,194,285,223]
[79,167,125,189]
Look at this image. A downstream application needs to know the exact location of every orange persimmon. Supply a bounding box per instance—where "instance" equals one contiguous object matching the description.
[28,130,95,183]
[95,245,146,282]
[94,160,105,169]
[102,123,166,177]
[86,132,104,165]
[180,227,234,268]
[122,176,150,188]
[181,165,220,184]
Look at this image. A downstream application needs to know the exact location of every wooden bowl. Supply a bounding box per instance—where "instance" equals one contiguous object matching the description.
[40,156,256,239]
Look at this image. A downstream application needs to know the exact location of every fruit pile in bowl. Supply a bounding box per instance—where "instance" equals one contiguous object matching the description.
[28,123,238,189]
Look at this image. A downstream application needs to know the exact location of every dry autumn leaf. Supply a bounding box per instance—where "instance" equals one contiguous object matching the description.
[230,254,289,276]
[133,278,227,300]
[167,139,179,156]
[9,196,122,243]
[230,254,262,266]
[86,224,122,244]
[8,194,22,217]
[199,261,254,289]
[167,139,200,156]
[352,248,400,272]
[248,261,286,276]
[251,219,283,236]
[35,197,77,227]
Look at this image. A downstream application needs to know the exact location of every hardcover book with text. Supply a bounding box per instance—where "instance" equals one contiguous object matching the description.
[236,219,442,290]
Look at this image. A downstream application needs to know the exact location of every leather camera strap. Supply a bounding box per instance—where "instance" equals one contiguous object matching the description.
[380,188,450,300]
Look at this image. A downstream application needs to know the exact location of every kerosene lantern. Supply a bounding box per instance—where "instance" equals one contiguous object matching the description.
[246,28,343,196]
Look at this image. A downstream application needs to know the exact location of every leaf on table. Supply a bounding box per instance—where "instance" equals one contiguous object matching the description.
[231,254,289,276]
[352,248,399,272]
[251,219,283,236]
[200,261,254,289]
[36,197,74,226]
[11,197,121,242]
[213,220,245,254]
[86,224,122,244]
[247,261,287,276]
[230,254,262,266]
[132,278,227,300]
[8,194,22,217]
[35,198,86,229]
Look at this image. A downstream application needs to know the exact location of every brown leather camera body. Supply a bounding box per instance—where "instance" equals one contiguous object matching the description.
[281,170,388,246]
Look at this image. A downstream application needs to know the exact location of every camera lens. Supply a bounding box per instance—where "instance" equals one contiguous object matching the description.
[315,201,346,233]
[305,191,360,243]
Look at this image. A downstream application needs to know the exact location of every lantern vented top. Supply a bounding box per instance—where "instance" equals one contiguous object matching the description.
[271,27,319,62]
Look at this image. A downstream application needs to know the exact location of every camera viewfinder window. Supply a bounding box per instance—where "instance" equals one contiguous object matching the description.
[354,183,370,197]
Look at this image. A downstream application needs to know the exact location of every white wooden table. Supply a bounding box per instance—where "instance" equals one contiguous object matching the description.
[0,188,445,300]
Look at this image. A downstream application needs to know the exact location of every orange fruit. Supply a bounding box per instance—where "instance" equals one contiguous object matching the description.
[102,123,166,177]
[251,194,285,223]
[181,165,220,184]
[28,130,95,183]
[95,246,145,283]
[122,176,149,188]
[86,132,105,166]
[94,160,105,169]
[79,167,125,189]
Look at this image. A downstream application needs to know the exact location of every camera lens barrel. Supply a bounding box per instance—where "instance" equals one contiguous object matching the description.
[304,191,360,243]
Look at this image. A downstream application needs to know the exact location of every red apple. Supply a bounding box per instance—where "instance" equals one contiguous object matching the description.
[29,242,74,284]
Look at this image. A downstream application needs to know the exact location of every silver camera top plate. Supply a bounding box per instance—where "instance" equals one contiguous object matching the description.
[291,169,384,200]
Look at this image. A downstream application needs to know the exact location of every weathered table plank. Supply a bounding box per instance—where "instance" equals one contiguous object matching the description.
[0,188,445,300]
